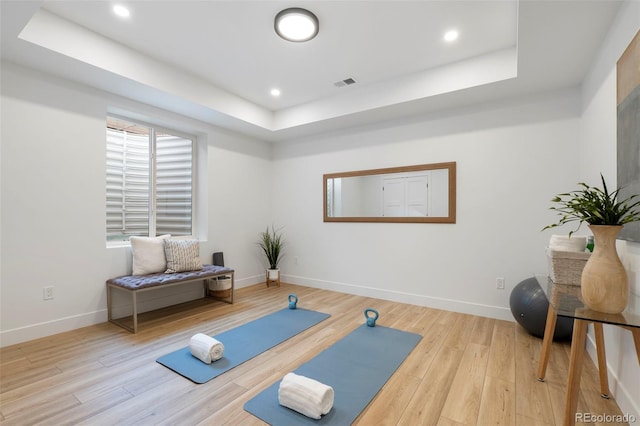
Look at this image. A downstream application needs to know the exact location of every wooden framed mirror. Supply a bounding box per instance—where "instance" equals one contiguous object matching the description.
[323,162,456,223]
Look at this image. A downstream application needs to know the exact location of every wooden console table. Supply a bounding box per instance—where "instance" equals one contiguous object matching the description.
[535,275,640,426]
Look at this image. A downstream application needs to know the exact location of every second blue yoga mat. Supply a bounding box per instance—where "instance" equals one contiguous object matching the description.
[244,324,422,425]
[156,308,330,384]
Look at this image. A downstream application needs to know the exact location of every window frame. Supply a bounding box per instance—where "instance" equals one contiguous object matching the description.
[106,114,198,247]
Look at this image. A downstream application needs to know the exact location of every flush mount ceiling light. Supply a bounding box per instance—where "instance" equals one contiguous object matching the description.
[113,4,130,18]
[444,29,459,42]
[275,8,319,42]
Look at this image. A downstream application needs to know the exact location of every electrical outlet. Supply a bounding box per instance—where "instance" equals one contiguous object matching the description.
[294,256,299,265]
[43,286,54,300]
[496,277,505,290]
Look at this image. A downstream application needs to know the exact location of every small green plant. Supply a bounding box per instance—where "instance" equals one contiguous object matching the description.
[543,174,640,236]
[258,225,285,269]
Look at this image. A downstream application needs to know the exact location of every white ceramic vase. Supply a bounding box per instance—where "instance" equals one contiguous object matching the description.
[267,268,280,280]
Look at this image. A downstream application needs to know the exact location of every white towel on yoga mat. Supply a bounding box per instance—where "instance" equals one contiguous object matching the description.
[189,333,224,364]
[278,372,334,419]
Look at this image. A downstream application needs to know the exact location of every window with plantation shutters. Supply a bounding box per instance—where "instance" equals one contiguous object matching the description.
[106,116,194,243]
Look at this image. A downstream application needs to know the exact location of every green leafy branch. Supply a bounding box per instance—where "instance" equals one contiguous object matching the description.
[543,174,640,236]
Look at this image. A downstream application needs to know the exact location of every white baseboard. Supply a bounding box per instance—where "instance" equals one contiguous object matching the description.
[1,274,509,347]
[0,275,264,348]
[282,274,514,321]
[0,310,106,347]
[235,275,263,289]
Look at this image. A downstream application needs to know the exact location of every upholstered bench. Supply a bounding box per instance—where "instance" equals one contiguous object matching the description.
[107,264,234,333]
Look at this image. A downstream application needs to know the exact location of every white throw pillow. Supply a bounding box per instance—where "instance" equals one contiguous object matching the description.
[163,239,203,273]
[130,234,171,275]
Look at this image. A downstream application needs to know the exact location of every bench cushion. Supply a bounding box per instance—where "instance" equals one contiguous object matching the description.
[107,264,233,290]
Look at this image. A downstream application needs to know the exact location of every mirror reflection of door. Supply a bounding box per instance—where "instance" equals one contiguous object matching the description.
[383,174,429,217]
[382,178,403,216]
[323,161,455,223]
[407,175,429,216]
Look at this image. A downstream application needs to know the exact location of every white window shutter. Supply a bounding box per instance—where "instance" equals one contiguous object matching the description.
[106,129,150,240]
[106,118,193,242]
[155,134,193,236]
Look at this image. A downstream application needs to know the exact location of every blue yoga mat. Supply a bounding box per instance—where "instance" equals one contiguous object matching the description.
[156,308,330,384]
[244,324,422,425]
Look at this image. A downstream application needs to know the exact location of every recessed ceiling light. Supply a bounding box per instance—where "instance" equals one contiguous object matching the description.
[275,8,319,42]
[113,4,130,18]
[270,88,281,97]
[444,29,459,42]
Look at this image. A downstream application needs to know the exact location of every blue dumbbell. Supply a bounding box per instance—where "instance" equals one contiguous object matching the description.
[364,308,379,327]
[288,294,298,309]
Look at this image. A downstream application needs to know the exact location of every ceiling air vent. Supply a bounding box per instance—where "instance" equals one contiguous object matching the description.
[334,77,357,88]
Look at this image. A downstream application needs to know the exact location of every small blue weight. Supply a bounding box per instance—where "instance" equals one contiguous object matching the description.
[288,294,298,309]
[364,308,379,327]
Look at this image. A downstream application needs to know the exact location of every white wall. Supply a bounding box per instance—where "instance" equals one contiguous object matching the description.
[272,88,582,320]
[0,62,273,346]
[1,2,637,414]
[579,0,640,418]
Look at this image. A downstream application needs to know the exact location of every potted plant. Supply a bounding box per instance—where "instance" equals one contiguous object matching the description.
[258,225,285,286]
[544,174,640,313]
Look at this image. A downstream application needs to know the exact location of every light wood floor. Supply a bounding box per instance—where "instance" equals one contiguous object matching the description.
[0,283,627,425]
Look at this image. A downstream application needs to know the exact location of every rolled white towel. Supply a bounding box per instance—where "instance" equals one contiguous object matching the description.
[278,372,334,419]
[189,333,224,364]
